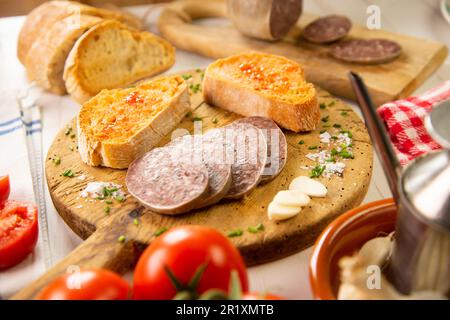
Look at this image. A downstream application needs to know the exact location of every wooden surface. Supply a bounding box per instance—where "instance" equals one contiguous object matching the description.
[158,0,448,107]
[13,70,372,299]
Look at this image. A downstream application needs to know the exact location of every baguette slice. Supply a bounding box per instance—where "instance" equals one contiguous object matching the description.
[64,20,175,103]
[203,52,320,132]
[25,15,104,94]
[77,75,190,169]
[18,0,142,64]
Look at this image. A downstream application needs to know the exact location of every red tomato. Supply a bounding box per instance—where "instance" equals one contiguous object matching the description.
[38,269,131,300]
[133,226,248,300]
[0,175,10,209]
[243,292,283,300]
[0,200,38,269]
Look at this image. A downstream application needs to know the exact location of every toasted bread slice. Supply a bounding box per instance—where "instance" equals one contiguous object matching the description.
[25,15,104,94]
[203,52,320,132]
[64,20,175,103]
[77,75,190,169]
[18,0,142,64]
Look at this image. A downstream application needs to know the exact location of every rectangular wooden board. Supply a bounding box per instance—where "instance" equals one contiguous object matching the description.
[159,0,448,107]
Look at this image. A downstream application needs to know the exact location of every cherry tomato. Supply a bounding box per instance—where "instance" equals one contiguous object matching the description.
[0,175,10,209]
[0,200,38,269]
[242,292,283,300]
[133,226,248,300]
[38,269,131,300]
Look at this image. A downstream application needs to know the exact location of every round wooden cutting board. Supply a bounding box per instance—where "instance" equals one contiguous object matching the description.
[13,70,372,299]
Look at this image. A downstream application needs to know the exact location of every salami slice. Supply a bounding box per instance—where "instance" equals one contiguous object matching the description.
[126,147,209,215]
[331,39,402,64]
[303,15,352,44]
[166,135,232,208]
[234,117,287,183]
[205,122,267,199]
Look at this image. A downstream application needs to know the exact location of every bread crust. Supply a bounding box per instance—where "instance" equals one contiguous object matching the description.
[64,20,175,104]
[77,75,190,169]
[203,53,320,132]
[18,1,142,64]
[25,15,104,94]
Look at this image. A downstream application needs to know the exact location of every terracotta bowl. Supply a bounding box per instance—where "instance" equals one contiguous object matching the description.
[309,199,397,300]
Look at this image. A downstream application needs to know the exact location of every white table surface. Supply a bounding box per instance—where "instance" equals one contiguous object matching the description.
[0,0,448,299]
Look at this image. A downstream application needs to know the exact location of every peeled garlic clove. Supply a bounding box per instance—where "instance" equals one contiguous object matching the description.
[358,234,394,266]
[273,190,311,207]
[268,201,302,221]
[289,176,327,197]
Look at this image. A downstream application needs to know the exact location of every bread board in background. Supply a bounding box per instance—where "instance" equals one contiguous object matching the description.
[158,0,448,107]
[13,70,372,299]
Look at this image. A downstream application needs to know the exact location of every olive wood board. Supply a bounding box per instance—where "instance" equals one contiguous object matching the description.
[13,70,372,299]
[158,0,448,107]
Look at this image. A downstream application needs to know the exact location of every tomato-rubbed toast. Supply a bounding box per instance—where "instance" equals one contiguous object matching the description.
[17,0,142,65]
[77,75,190,169]
[202,52,319,132]
[64,20,175,103]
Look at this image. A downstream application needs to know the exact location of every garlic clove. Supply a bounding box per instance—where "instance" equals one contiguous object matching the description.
[268,201,302,221]
[289,176,327,197]
[273,190,311,207]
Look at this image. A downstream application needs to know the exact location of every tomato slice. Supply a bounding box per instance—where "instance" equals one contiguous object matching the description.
[38,269,131,300]
[0,175,10,209]
[0,200,38,269]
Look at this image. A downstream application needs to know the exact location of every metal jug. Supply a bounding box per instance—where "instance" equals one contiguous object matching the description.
[350,73,450,297]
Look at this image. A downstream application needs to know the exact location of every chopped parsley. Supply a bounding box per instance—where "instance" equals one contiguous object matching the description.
[105,199,113,205]
[308,145,318,150]
[118,235,126,243]
[340,150,354,159]
[104,206,111,214]
[321,115,329,123]
[340,111,349,116]
[310,165,325,178]
[62,169,74,178]
[53,157,61,165]
[182,74,192,80]
[212,118,218,124]
[192,116,203,122]
[228,229,244,238]
[115,195,125,202]
[154,227,168,237]
[248,224,264,234]
[340,130,353,138]
[320,129,326,134]
[319,103,327,109]
[298,140,305,145]
[333,123,342,128]
[133,218,139,226]
[328,101,335,107]
[195,68,202,73]
[70,133,76,139]
[189,83,201,93]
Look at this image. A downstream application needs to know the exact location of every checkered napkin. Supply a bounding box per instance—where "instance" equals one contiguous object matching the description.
[378,81,450,166]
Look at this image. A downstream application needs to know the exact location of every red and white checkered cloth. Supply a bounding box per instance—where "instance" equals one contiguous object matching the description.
[378,81,450,166]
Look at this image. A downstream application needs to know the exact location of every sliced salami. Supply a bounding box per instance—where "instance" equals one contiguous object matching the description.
[166,135,232,208]
[126,147,209,215]
[234,117,287,183]
[205,122,267,199]
[303,15,352,44]
[331,38,402,64]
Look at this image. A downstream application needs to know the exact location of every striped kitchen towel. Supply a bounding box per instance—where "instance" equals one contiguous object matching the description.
[378,81,450,166]
[0,88,46,299]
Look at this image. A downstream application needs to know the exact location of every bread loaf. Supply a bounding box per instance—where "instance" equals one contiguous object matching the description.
[64,20,175,103]
[17,0,142,64]
[25,15,104,94]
